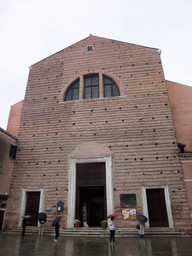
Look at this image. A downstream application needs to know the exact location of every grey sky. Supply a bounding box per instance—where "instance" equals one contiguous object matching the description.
[0,0,192,130]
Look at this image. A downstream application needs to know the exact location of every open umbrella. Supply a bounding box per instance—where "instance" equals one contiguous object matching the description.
[52,217,62,227]
[136,215,148,224]
[38,212,47,221]
[22,215,32,218]
[107,214,117,219]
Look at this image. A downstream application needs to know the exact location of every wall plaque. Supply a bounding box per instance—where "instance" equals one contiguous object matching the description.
[120,194,137,206]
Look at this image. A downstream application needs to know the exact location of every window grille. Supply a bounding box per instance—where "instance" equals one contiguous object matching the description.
[103,76,120,97]
[64,74,120,101]
[84,75,99,99]
[64,79,79,101]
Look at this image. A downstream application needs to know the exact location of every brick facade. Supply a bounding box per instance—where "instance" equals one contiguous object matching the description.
[4,35,192,232]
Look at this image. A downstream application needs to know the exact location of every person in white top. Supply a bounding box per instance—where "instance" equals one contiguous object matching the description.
[109,217,116,243]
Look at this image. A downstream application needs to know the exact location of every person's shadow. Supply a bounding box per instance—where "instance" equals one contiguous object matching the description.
[54,243,58,256]
[109,243,116,256]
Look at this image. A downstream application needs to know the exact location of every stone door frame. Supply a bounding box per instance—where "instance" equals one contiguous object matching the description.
[19,188,44,227]
[142,185,174,228]
[67,156,114,228]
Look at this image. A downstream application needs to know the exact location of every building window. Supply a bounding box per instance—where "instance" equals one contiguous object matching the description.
[103,76,120,97]
[84,75,99,99]
[64,74,120,101]
[9,144,17,159]
[87,45,94,51]
[64,79,79,101]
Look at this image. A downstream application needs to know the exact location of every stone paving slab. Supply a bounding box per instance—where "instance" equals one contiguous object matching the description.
[0,233,192,256]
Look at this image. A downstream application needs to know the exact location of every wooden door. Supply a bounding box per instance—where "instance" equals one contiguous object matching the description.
[146,188,169,227]
[25,192,40,226]
[0,211,4,230]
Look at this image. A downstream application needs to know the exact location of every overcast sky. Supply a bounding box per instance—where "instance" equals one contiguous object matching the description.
[0,0,192,130]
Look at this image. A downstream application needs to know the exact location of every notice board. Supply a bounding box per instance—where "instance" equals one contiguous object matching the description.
[120,194,137,206]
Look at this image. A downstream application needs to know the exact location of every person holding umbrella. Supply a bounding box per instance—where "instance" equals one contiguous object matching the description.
[38,212,47,236]
[136,215,148,237]
[21,215,31,236]
[107,214,117,244]
[52,217,62,243]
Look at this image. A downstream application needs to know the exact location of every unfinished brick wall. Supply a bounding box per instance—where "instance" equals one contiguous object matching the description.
[6,100,23,138]
[4,35,191,232]
[166,80,192,152]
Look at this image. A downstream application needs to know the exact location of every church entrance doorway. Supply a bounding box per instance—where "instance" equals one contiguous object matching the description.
[76,163,106,227]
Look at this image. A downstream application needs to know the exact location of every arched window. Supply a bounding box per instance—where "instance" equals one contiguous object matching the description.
[64,79,79,101]
[84,75,99,99]
[103,76,120,97]
[64,74,120,101]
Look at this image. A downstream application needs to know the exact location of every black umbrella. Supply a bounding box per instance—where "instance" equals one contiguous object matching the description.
[52,217,62,227]
[136,215,148,224]
[38,212,47,221]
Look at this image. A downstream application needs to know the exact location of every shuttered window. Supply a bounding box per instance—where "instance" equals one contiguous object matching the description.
[64,79,79,101]
[103,76,120,97]
[84,75,99,99]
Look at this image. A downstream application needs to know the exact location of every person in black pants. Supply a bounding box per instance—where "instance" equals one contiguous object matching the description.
[109,217,116,244]
[54,223,60,242]
[22,217,27,236]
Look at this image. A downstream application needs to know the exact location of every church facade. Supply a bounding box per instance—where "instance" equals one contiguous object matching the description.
[3,35,192,232]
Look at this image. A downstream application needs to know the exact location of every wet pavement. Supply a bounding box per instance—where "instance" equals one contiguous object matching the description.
[0,233,192,256]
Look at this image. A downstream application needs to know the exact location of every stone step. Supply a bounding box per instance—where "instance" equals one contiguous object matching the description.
[4,227,190,237]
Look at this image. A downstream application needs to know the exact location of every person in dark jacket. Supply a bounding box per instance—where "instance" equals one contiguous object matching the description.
[22,217,27,236]
[54,223,60,242]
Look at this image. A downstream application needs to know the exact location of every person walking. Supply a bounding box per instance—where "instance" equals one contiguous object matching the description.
[22,217,27,236]
[38,212,47,236]
[109,217,116,244]
[21,216,31,236]
[54,222,60,243]
[52,216,62,243]
[38,219,46,236]
[136,215,148,237]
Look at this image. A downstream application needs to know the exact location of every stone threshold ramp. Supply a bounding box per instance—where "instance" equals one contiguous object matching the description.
[4,227,190,237]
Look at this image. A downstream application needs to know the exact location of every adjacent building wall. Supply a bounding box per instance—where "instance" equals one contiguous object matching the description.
[166,80,192,219]
[0,128,17,230]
